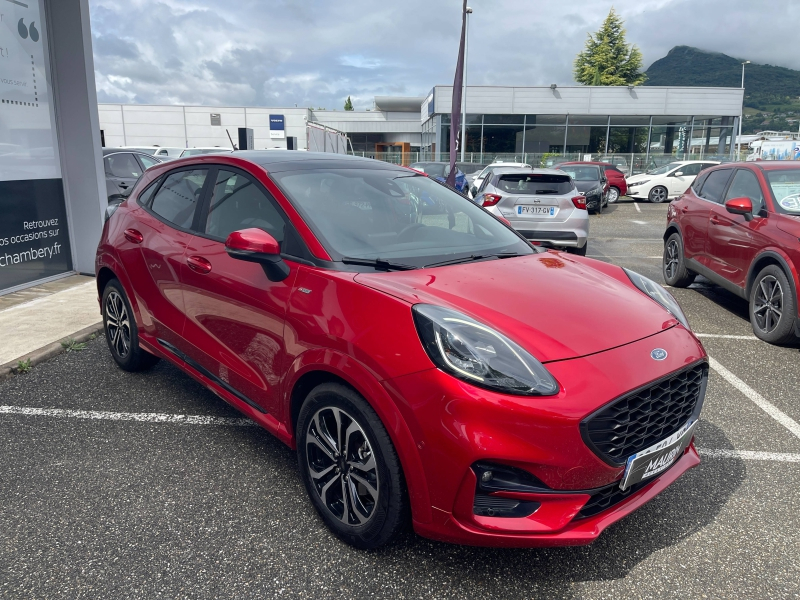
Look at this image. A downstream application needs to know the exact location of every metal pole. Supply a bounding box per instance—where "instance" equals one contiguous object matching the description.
[461,7,472,163]
[737,61,749,159]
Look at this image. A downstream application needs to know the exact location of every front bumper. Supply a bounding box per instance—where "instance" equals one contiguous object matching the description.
[385,325,706,547]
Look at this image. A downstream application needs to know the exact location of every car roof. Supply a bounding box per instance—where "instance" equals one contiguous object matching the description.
[169,150,408,174]
[559,161,612,167]
[491,167,569,176]
[102,148,152,156]
[752,161,800,171]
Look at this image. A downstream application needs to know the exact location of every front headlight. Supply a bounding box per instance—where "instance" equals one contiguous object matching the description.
[412,304,559,396]
[624,268,690,329]
[628,179,649,187]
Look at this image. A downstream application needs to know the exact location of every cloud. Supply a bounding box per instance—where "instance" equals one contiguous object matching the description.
[88,0,799,110]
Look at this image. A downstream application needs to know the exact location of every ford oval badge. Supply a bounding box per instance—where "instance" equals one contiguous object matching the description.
[651,348,668,361]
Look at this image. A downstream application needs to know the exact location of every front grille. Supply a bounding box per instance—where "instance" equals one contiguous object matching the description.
[581,362,707,466]
[574,479,652,519]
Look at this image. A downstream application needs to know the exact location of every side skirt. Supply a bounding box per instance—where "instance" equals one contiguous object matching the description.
[685,258,747,300]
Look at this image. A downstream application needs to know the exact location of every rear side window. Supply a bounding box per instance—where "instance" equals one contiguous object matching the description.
[104,153,142,179]
[677,163,704,177]
[496,174,572,195]
[698,169,732,204]
[150,169,208,229]
[136,178,160,207]
[205,170,286,244]
[691,172,709,193]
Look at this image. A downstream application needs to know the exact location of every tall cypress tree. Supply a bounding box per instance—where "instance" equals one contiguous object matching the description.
[344,96,354,111]
[574,9,646,86]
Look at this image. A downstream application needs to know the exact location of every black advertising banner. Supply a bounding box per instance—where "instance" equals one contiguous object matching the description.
[0,179,72,290]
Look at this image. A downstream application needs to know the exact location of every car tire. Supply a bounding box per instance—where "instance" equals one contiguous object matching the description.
[649,186,668,203]
[607,187,620,203]
[297,382,408,550]
[102,278,159,372]
[749,265,797,344]
[570,244,587,256]
[662,233,696,288]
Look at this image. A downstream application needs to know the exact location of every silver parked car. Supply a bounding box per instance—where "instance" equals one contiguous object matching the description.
[477,168,589,255]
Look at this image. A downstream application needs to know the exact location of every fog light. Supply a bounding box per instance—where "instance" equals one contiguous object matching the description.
[481,471,493,483]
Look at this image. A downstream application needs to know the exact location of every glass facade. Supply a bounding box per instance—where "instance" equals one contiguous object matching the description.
[422,113,738,173]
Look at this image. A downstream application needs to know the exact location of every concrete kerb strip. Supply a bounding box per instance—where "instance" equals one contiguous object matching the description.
[0,322,104,382]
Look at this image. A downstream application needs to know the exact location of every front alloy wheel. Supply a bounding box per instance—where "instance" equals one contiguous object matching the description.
[749,265,797,344]
[102,278,159,371]
[306,406,379,526]
[297,383,407,549]
[662,233,695,287]
[649,186,668,203]
[607,187,620,203]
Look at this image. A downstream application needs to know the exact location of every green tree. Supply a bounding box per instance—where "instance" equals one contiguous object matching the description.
[574,8,646,86]
[344,96,354,111]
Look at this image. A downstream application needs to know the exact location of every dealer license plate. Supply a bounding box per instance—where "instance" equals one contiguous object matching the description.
[517,205,558,217]
[619,420,697,490]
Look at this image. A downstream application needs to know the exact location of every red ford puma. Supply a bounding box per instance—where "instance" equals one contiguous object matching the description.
[96,151,707,549]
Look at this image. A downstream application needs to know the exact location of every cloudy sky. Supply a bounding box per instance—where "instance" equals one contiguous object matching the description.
[89,0,800,110]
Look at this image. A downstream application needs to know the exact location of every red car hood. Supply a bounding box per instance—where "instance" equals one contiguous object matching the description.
[355,253,678,363]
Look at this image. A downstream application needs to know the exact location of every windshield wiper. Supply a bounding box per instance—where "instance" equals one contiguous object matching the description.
[424,252,520,268]
[341,257,417,271]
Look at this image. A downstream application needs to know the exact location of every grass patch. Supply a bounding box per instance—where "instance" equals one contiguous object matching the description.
[15,358,32,374]
[61,338,87,352]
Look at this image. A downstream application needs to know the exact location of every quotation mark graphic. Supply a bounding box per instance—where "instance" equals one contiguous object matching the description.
[18,19,39,42]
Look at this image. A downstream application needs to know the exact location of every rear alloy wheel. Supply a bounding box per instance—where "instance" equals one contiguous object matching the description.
[102,279,159,372]
[607,187,620,204]
[662,233,695,287]
[297,383,407,549]
[649,186,668,203]
[749,265,797,344]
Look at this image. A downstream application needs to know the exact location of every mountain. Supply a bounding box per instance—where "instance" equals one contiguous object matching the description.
[644,46,800,111]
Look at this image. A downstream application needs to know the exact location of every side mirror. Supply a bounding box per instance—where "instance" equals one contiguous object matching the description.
[225,228,290,282]
[673,171,684,177]
[725,197,754,221]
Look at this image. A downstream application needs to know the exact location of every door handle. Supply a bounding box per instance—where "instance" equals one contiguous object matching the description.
[124,228,143,244]
[118,182,129,189]
[187,255,212,274]
[710,216,721,225]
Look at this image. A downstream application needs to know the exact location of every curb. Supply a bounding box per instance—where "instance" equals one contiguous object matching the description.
[0,322,104,382]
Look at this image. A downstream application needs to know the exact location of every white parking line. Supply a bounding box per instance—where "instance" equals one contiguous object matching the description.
[709,357,800,440]
[699,449,800,462]
[696,333,760,340]
[634,202,641,213]
[0,405,257,427]
[2,404,800,465]
[631,220,648,225]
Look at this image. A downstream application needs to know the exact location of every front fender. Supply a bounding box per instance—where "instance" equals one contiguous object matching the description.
[282,348,433,524]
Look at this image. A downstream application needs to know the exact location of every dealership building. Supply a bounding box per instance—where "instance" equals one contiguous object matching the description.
[0,0,745,298]
[97,85,744,165]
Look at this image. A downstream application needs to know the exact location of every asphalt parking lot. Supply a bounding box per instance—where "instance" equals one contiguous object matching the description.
[2,199,799,599]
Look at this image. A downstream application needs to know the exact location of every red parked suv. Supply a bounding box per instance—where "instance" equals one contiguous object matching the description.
[664,162,800,343]
[560,161,628,203]
[97,151,708,549]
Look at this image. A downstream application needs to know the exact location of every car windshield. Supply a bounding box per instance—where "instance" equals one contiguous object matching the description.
[559,166,600,181]
[496,174,572,195]
[271,168,533,266]
[647,162,682,175]
[766,170,800,214]
[411,163,446,178]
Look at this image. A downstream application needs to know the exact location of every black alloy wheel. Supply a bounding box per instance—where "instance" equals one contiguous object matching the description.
[749,265,797,344]
[649,186,668,203]
[662,233,696,288]
[297,383,408,549]
[102,279,159,371]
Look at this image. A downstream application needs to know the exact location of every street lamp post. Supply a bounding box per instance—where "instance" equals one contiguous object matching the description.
[460,7,472,163]
[737,60,750,159]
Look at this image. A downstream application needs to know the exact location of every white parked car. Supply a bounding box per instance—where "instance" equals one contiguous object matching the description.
[179,147,234,158]
[469,162,531,198]
[626,160,720,203]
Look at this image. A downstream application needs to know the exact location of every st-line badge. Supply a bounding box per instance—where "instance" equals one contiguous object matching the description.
[619,419,697,491]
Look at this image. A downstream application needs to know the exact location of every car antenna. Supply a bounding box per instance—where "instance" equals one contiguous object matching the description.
[225,129,238,151]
